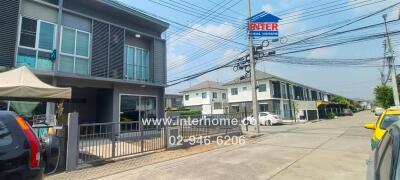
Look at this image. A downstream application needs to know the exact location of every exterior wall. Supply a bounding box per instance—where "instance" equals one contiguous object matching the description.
[225,79,271,103]
[183,90,212,107]
[0,0,20,68]
[10,0,168,124]
[15,0,167,86]
[182,89,227,114]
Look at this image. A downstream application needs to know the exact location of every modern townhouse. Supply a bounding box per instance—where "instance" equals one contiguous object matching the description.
[181,81,228,114]
[0,0,168,124]
[224,71,336,121]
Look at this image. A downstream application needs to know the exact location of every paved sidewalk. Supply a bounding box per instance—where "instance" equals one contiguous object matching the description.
[99,111,374,180]
[46,132,258,180]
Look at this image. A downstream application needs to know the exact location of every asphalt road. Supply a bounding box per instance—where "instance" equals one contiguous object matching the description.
[99,111,376,180]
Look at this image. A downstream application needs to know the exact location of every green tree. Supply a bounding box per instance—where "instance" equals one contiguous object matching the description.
[374,85,394,108]
[331,96,351,107]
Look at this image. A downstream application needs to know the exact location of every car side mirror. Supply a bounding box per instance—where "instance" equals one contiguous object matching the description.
[364,123,376,130]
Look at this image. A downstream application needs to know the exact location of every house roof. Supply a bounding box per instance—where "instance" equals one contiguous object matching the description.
[99,0,169,31]
[180,81,225,93]
[223,71,275,85]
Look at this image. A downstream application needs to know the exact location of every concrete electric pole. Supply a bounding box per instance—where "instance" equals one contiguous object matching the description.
[383,14,399,106]
[246,0,260,133]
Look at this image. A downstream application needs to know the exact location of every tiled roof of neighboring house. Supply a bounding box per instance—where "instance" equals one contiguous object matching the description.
[223,70,276,85]
[180,81,225,93]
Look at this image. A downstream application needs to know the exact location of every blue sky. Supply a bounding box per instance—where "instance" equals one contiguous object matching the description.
[118,0,400,100]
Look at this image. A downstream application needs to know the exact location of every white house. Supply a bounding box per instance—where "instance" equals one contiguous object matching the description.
[181,81,228,114]
[223,71,335,121]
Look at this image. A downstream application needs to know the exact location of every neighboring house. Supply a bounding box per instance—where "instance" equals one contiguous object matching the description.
[352,98,370,110]
[181,81,228,114]
[165,94,183,110]
[224,71,336,121]
[0,0,168,124]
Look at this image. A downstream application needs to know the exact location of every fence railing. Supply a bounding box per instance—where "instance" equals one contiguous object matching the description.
[174,113,244,139]
[78,121,165,165]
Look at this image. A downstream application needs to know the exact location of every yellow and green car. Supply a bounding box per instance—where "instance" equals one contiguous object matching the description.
[364,107,400,150]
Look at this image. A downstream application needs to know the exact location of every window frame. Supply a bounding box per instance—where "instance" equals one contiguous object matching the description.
[59,26,91,75]
[281,83,288,99]
[222,93,227,100]
[212,92,217,99]
[258,84,267,92]
[202,92,207,99]
[184,95,189,101]
[231,88,238,95]
[124,45,150,81]
[17,16,57,70]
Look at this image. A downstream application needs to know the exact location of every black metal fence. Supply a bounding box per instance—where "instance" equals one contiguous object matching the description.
[78,121,165,165]
[76,113,244,166]
[175,113,244,139]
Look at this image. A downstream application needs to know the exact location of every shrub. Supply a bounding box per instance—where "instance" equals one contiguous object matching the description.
[327,112,336,119]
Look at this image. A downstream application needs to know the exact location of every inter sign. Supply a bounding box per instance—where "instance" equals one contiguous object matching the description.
[248,11,281,37]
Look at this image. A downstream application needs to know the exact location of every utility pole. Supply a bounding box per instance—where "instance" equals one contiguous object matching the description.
[383,14,399,106]
[246,0,260,133]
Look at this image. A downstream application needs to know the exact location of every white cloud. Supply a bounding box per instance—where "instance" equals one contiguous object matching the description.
[279,10,307,38]
[167,52,186,68]
[307,48,336,59]
[347,0,398,17]
[169,23,238,48]
[262,4,274,13]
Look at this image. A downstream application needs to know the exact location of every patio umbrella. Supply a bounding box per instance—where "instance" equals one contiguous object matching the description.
[0,66,71,100]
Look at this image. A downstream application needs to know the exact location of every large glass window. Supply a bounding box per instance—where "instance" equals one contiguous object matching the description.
[124,46,150,81]
[212,92,217,99]
[258,84,266,92]
[260,103,268,112]
[231,88,238,95]
[281,83,288,99]
[119,95,157,131]
[38,21,55,50]
[202,92,207,99]
[59,27,90,75]
[20,18,37,48]
[17,17,55,71]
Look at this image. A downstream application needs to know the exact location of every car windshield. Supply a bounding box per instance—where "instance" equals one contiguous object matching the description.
[381,115,400,129]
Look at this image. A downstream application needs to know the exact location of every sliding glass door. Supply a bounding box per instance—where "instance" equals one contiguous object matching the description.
[119,95,157,132]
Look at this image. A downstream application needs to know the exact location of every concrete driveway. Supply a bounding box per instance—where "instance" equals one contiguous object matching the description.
[99,111,376,180]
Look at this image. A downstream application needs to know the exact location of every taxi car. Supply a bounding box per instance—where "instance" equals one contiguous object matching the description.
[366,120,400,180]
[364,107,400,150]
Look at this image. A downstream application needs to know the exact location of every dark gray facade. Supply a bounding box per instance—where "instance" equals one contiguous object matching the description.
[0,0,168,123]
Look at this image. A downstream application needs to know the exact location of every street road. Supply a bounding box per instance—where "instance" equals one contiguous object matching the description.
[100,111,376,180]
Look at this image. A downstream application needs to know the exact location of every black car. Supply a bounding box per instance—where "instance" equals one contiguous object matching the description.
[0,111,44,180]
[342,108,353,116]
[366,120,400,180]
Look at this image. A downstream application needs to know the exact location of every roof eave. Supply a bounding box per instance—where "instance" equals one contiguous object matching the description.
[100,0,170,31]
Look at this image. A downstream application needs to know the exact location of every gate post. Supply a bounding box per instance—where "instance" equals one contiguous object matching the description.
[66,112,79,171]
[111,124,116,158]
[140,120,144,153]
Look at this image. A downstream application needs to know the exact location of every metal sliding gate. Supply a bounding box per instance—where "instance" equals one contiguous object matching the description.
[77,121,165,165]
